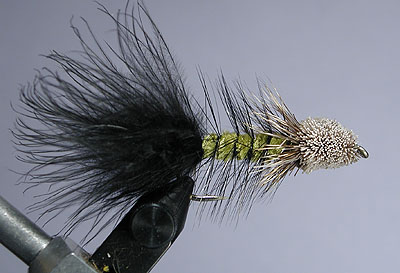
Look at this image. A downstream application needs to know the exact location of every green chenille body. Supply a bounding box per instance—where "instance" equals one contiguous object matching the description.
[202,132,284,161]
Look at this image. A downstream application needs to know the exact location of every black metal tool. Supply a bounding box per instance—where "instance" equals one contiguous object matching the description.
[90,176,194,273]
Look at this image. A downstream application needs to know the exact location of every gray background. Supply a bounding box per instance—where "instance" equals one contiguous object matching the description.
[1,0,399,272]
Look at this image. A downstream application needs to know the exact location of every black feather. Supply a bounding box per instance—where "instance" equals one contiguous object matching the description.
[13,2,206,238]
[13,1,273,240]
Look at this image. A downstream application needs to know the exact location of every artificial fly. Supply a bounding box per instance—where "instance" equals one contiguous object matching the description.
[13,2,368,239]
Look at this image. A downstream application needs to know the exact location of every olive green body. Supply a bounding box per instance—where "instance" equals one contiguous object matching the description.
[202,132,284,161]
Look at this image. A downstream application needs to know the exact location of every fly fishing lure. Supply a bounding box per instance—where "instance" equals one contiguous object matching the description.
[13,2,368,238]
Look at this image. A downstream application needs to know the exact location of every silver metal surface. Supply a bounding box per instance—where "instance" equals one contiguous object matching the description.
[357,145,369,158]
[0,196,99,273]
[190,194,227,202]
[29,237,99,273]
[0,195,51,264]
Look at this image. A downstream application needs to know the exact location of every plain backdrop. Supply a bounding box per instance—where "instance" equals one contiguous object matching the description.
[1,0,400,272]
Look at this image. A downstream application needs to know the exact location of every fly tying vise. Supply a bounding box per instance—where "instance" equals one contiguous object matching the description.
[13,2,368,239]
